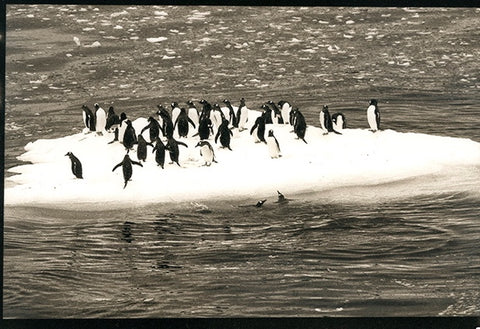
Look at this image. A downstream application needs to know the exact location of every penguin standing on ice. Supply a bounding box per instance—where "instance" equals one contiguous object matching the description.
[250,115,267,143]
[186,100,199,127]
[157,105,174,138]
[367,99,380,132]
[141,116,163,143]
[196,140,217,166]
[165,137,188,167]
[152,137,166,169]
[123,120,137,150]
[196,116,214,140]
[112,153,143,189]
[292,108,307,143]
[65,152,83,179]
[332,112,347,132]
[81,105,96,133]
[94,103,106,136]
[210,103,224,133]
[319,105,341,135]
[171,102,181,126]
[236,97,249,131]
[136,134,153,162]
[215,118,234,150]
[174,108,196,138]
[115,112,128,144]
[267,101,284,124]
[222,99,238,128]
[278,100,292,125]
[261,104,274,124]
[266,129,281,159]
[199,99,212,121]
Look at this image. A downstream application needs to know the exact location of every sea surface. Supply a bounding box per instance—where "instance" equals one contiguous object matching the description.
[3,5,480,318]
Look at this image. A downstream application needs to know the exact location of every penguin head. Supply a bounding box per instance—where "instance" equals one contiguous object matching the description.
[239,98,245,105]
[195,141,206,148]
[267,100,274,105]
[147,116,154,122]
[187,100,194,107]
[180,108,187,114]
[323,105,329,112]
[155,137,164,146]
[370,99,378,106]
[223,99,230,105]
[120,112,127,121]
[94,103,99,109]
[65,152,73,157]
[268,129,275,137]
[171,102,178,108]
[199,99,207,104]
[108,106,114,113]
[213,103,220,110]
[138,134,145,141]
[278,100,285,107]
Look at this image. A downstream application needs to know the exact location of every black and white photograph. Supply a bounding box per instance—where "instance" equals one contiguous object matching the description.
[3,3,480,322]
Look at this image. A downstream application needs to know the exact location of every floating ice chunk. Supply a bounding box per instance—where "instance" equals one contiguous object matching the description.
[147,37,168,43]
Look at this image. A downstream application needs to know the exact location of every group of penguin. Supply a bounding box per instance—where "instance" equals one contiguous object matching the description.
[66,98,381,189]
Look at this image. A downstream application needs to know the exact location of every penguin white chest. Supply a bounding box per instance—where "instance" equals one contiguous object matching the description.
[188,109,199,126]
[201,145,214,164]
[172,108,181,124]
[266,136,280,158]
[334,116,344,131]
[319,111,327,132]
[281,104,291,124]
[367,105,377,130]
[238,107,248,129]
[95,109,106,132]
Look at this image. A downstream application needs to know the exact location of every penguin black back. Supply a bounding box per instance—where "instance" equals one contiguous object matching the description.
[215,118,233,150]
[65,152,83,179]
[112,153,143,189]
[152,137,166,169]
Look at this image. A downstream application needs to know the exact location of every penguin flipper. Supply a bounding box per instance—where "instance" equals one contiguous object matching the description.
[132,160,143,167]
[178,141,188,148]
[112,162,123,172]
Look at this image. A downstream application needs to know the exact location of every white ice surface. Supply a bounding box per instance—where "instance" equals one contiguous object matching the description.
[5,109,480,207]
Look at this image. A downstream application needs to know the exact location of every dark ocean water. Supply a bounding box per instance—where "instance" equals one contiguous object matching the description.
[3,5,480,318]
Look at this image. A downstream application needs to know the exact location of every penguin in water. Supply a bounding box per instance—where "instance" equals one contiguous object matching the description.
[319,105,341,135]
[196,140,217,166]
[174,108,196,138]
[165,137,188,166]
[267,101,284,124]
[256,199,267,207]
[278,100,292,125]
[222,99,237,128]
[236,97,249,131]
[261,104,274,124]
[81,105,96,133]
[112,152,143,189]
[275,190,293,203]
[250,114,267,143]
[141,116,163,143]
[367,99,380,132]
[115,112,128,144]
[292,108,307,144]
[123,120,137,150]
[266,129,281,159]
[152,137,166,169]
[137,134,153,162]
[94,103,106,136]
[186,100,199,127]
[65,152,83,179]
[215,118,234,150]
[157,105,174,138]
[332,112,347,132]
[171,102,181,126]
[196,116,214,140]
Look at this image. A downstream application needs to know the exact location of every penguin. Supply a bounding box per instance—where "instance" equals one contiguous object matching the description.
[367,99,380,132]
[152,137,166,169]
[112,153,143,189]
[141,116,163,143]
[171,102,181,126]
[199,99,212,121]
[332,112,347,132]
[123,120,137,150]
[250,115,267,143]
[156,104,173,137]
[157,105,174,138]
[174,108,196,138]
[278,100,292,125]
[319,105,341,135]
[196,116,213,140]
[65,152,83,179]
[267,101,284,124]
[293,108,307,143]
[94,103,106,136]
[222,99,237,128]
[105,106,121,132]
[165,137,188,166]
[136,134,153,162]
[81,105,96,133]
[195,140,217,166]
[276,190,292,203]
[266,129,281,159]
[215,118,233,150]
[210,103,224,133]
[255,199,267,207]
[236,97,249,131]
[261,104,274,124]
[186,100,199,127]
[116,112,128,144]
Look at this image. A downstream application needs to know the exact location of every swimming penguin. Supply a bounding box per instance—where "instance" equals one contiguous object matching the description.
[112,153,143,189]
[136,134,153,162]
[157,105,174,138]
[250,115,267,143]
[332,112,347,132]
[165,137,188,166]
[319,105,341,135]
[196,116,214,140]
[367,99,380,132]
[266,129,281,158]
[276,190,292,203]
[115,112,128,144]
[267,101,284,124]
[293,108,307,143]
[195,140,217,166]
[174,108,196,138]
[186,100,199,127]
[94,103,106,136]
[256,199,267,207]
[222,99,237,128]
[236,97,249,131]
[215,118,234,150]
[171,102,181,126]
[152,137,166,169]
[123,120,137,150]
[261,104,274,124]
[81,105,96,133]
[141,116,163,143]
[65,152,83,179]
[278,100,292,125]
